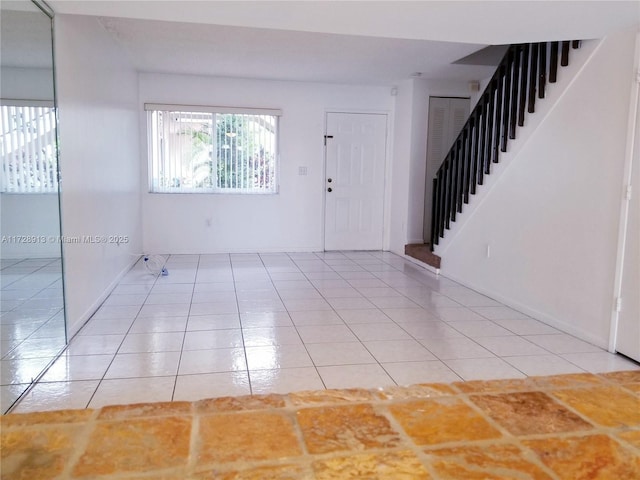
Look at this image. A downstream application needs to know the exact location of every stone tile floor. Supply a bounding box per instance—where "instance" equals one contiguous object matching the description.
[2,371,639,479]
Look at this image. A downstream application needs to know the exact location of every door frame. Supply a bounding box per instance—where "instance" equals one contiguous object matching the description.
[608,33,640,354]
[422,95,471,244]
[322,110,391,251]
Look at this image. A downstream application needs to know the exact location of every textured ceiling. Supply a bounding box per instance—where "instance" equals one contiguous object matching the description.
[49,1,640,44]
[8,1,639,85]
[97,16,498,85]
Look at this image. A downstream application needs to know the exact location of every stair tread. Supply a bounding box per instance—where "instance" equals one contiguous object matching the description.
[405,244,441,269]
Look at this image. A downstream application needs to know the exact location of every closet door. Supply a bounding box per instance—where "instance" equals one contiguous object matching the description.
[423,97,470,243]
[615,100,639,362]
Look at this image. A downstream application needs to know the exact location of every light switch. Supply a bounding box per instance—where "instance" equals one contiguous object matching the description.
[298,166,308,176]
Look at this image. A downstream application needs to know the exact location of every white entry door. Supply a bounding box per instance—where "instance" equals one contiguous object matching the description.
[324,113,387,250]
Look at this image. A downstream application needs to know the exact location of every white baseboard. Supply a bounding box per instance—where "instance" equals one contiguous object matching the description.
[440,271,608,350]
[141,246,327,255]
[403,254,440,275]
[66,255,141,339]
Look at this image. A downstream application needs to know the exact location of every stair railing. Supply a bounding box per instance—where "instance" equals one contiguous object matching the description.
[430,40,581,250]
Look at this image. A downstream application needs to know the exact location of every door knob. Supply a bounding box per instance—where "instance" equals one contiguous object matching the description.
[327,178,332,183]
[327,187,332,192]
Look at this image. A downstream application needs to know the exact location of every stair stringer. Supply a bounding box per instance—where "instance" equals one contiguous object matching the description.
[434,38,599,257]
[430,29,640,349]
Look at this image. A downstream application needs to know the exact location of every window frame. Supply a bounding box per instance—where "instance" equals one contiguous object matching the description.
[145,103,281,195]
[0,100,58,194]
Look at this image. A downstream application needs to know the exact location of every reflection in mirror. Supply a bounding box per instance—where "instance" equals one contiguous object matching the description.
[1,0,66,413]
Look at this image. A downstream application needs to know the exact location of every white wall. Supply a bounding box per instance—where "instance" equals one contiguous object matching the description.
[388,79,413,254]
[0,194,60,258]
[55,15,142,336]
[1,66,59,259]
[388,78,470,252]
[139,73,392,254]
[406,79,430,245]
[437,29,638,347]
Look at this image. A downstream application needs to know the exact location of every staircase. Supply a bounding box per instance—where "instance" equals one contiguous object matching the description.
[427,40,582,254]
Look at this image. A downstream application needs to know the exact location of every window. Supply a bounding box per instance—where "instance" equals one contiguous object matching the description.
[0,104,58,193]
[146,104,280,194]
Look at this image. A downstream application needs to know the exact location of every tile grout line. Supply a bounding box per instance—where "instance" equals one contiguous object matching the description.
[272,251,328,391]
[314,251,401,389]
[305,251,374,389]
[447,391,565,480]
[186,402,200,474]
[0,258,64,364]
[231,254,254,395]
[83,256,161,410]
[371,399,446,479]
[8,256,156,412]
[57,408,101,478]
[335,254,468,385]
[171,253,199,402]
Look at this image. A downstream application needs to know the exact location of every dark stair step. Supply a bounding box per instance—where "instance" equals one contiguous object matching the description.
[405,244,441,269]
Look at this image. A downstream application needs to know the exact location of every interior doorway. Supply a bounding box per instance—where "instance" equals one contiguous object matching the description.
[422,96,470,243]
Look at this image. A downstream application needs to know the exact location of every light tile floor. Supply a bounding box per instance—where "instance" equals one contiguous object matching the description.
[8,251,639,413]
[0,257,66,411]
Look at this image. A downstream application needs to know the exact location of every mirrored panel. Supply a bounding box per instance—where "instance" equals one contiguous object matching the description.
[1,0,66,413]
